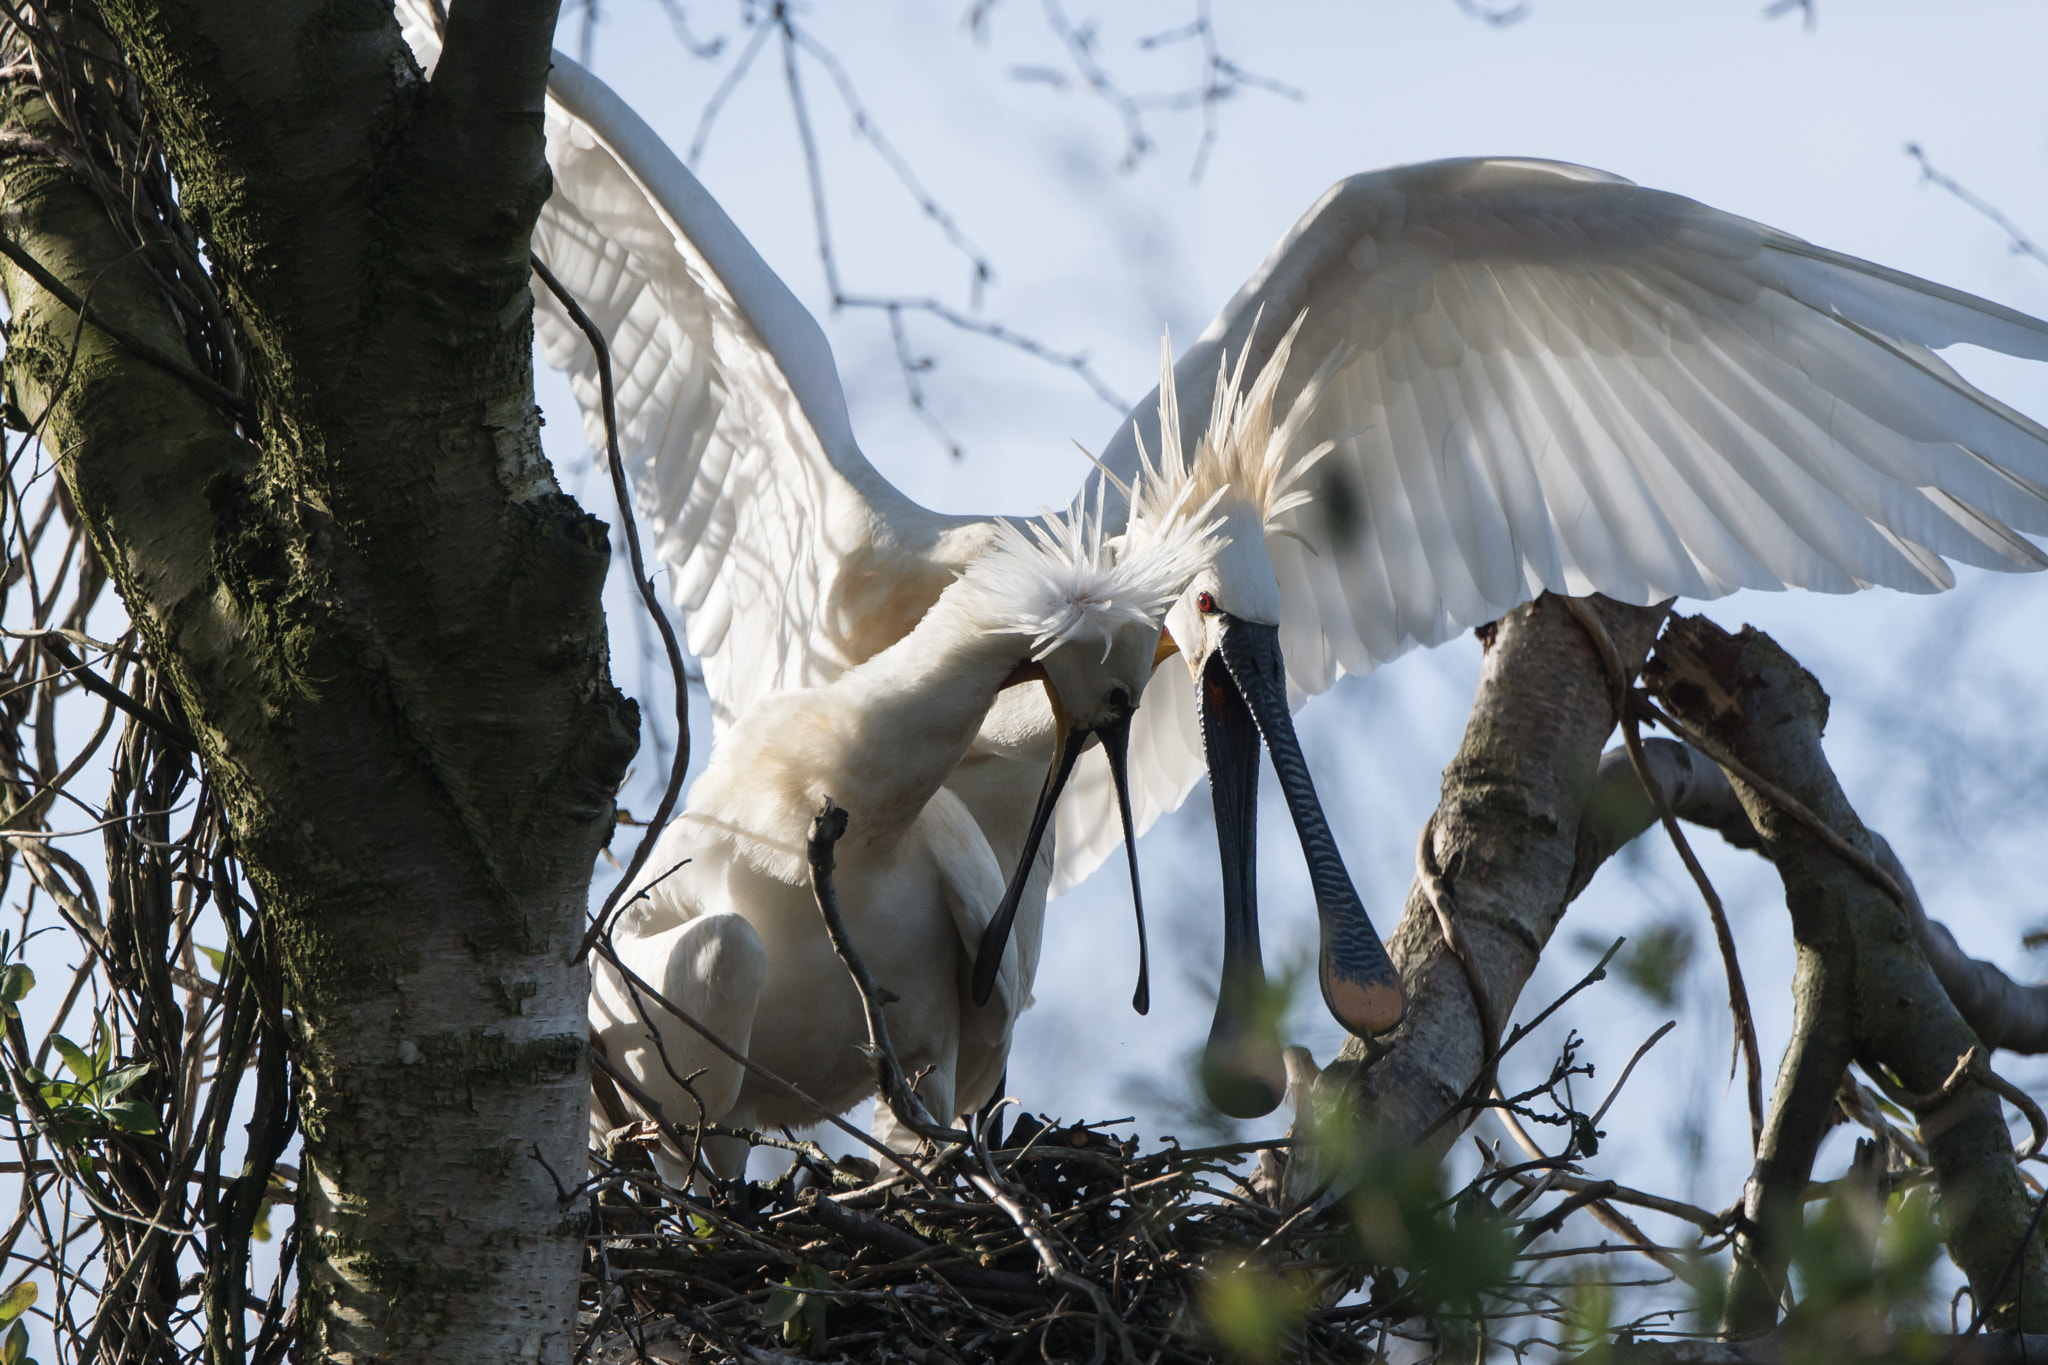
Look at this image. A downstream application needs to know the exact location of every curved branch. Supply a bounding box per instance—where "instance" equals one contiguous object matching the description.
[1878,837,2048,1055]
[1648,616,2048,1335]
[1316,593,1671,1167]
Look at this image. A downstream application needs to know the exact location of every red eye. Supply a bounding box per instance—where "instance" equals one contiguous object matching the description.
[1196,591,1217,614]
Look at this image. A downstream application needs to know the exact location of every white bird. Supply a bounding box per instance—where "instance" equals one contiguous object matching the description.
[589,495,1222,1179]
[394,10,2048,1117]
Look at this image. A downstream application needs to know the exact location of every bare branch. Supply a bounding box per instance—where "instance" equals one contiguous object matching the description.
[1906,143,2048,271]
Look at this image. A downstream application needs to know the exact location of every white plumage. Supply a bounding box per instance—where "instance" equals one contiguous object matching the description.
[1053,158,2048,897]
[588,498,1220,1177]
[394,8,2048,1121]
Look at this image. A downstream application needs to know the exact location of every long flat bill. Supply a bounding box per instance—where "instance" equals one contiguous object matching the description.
[971,690,1080,1007]
[1097,711,1151,1014]
[1220,618,1405,1040]
[1197,649,1285,1118]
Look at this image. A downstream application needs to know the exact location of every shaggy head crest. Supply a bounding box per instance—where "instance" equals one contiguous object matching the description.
[962,480,1225,661]
[1127,309,1347,540]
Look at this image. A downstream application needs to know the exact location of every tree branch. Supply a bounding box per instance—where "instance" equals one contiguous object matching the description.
[418,0,563,261]
[1648,616,2048,1335]
[1878,837,2048,1054]
[1314,593,1670,1166]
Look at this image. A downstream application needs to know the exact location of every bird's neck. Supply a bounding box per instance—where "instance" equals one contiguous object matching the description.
[821,585,1036,846]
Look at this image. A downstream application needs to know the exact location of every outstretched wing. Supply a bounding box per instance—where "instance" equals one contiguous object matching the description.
[537,60,987,728]
[398,4,977,728]
[1119,156,2048,687]
[1058,155,2048,892]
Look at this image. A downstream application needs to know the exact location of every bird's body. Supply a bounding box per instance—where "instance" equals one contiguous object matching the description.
[591,499,1219,1177]
[593,583,1023,1155]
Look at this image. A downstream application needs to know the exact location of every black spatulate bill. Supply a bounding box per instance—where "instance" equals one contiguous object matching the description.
[1218,617,1405,1041]
[972,701,1082,1008]
[971,688,1149,1011]
[1196,650,1287,1118]
[1097,710,1151,1014]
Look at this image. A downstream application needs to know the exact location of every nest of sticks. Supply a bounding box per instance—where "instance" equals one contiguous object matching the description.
[574,1113,1393,1365]
[577,802,1407,1364]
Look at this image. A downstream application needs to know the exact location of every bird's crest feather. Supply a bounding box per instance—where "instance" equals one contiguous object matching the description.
[1129,309,1347,536]
[961,478,1225,662]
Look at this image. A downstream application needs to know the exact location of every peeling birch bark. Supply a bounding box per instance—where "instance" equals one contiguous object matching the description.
[0,4,636,1357]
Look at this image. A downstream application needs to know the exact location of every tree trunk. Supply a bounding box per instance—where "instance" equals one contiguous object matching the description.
[0,2,632,1358]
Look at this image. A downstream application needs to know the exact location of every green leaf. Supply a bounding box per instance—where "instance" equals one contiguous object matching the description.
[103,1102,157,1135]
[798,1269,830,1347]
[1,1319,23,1365]
[0,1280,33,1323]
[0,966,32,1005]
[49,1036,93,1085]
[92,1030,112,1074]
[196,945,226,973]
[1202,1258,1316,1364]
[96,1064,151,1101]
[761,1286,803,1328]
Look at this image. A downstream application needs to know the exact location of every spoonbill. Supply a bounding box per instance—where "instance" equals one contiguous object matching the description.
[589,490,1223,1178]
[394,10,2048,1117]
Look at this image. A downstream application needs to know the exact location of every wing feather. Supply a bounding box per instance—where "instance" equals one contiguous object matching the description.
[537,59,980,727]
[1051,156,2048,892]
[1096,154,2048,683]
[396,3,976,730]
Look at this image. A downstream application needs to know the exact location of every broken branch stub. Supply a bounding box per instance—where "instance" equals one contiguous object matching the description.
[1646,615,2048,1335]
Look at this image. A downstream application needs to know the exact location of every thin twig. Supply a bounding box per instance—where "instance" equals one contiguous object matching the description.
[531,254,694,964]
[804,797,968,1145]
[1907,143,2048,271]
[0,235,249,419]
[1562,595,1764,1153]
[1635,692,1909,908]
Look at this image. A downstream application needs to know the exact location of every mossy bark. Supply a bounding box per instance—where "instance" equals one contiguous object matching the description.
[0,2,634,1359]
[1647,617,2048,1336]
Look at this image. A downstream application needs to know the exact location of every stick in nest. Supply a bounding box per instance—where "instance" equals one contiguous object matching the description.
[805,797,1138,1364]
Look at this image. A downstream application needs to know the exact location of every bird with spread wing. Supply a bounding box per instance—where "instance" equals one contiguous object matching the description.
[589,489,1222,1180]
[397,8,2048,1121]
